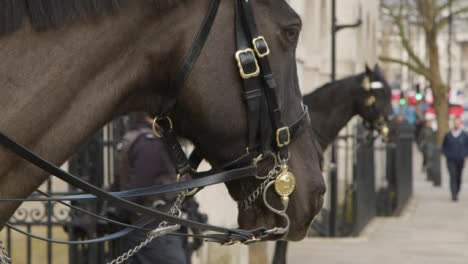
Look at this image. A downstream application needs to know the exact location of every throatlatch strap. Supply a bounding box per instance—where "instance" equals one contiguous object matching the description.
[161,130,192,175]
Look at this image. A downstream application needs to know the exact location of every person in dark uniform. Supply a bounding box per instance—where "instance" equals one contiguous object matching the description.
[418,119,436,172]
[115,113,191,264]
[442,117,468,202]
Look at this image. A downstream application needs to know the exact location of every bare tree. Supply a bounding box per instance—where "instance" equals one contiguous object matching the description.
[380,0,468,144]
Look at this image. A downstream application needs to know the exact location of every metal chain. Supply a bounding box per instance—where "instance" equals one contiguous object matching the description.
[238,157,287,210]
[108,192,187,264]
[238,177,273,210]
[0,239,11,264]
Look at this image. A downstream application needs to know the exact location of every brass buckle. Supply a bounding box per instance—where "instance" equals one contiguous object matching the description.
[224,239,239,246]
[235,49,260,79]
[152,116,173,138]
[176,173,199,196]
[242,236,261,244]
[252,36,270,58]
[276,126,291,148]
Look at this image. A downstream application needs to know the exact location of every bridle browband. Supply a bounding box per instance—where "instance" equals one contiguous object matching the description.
[0,0,310,262]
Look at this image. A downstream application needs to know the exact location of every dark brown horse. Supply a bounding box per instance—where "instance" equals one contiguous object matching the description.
[306,65,394,150]
[273,64,393,264]
[0,0,324,243]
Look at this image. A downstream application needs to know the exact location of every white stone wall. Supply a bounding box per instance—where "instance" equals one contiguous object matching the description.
[289,0,380,94]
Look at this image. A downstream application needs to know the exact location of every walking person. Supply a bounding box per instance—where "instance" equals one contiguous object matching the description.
[442,117,468,201]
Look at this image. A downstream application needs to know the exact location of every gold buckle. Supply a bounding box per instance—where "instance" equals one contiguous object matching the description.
[235,49,260,79]
[176,173,199,196]
[276,126,291,148]
[152,116,173,138]
[224,239,239,246]
[252,36,270,58]
[242,236,261,244]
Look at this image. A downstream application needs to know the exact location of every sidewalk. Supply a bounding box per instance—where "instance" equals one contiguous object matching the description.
[288,148,468,264]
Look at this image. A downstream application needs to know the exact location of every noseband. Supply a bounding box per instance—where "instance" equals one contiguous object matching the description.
[0,0,310,262]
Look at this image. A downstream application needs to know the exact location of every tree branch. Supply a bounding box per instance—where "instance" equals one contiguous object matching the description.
[435,0,462,16]
[436,5,468,32]
[379,56,430,78]
[382,1,428,71]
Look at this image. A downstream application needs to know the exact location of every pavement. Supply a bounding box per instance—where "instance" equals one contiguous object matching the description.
[288,148,468,264]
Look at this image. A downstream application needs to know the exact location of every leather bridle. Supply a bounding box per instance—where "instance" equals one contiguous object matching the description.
[0,0,310,260]
[362,74,390,137]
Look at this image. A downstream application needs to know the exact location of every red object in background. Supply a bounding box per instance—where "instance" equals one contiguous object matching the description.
[408,96,417,106]
[425,106,464,117]
[391,90,401,101]
[450,105,464,116]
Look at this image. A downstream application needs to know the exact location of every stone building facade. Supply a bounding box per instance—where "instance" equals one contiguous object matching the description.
[289,0,380,94]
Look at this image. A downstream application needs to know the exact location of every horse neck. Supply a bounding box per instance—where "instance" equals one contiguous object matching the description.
[0,2,201,226]
[308,77,362,149]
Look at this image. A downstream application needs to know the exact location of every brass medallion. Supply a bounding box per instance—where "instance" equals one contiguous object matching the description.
[274,168,296,197]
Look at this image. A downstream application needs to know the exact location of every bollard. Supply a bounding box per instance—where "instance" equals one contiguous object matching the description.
[427,144,442,187]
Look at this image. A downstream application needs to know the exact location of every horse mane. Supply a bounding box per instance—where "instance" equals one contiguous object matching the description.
[306,73,366,107]
[0,0,185,36]
[315,73,365,93]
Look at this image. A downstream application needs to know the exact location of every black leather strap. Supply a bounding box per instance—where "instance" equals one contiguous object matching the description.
[0,166,256,202]
[159,0,220,117]
[6,201,260,245]
[237,0,286,143]
[161,130,192,176]
[235,0,263,150]
[289,105,310,143]
[235,0,275,154]
[189,105,310,171]
[0,130,255,242]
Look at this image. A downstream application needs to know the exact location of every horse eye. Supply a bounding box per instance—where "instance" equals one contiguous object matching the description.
[285,29,298,41]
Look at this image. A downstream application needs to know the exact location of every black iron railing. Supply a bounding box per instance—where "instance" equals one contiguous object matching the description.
[3,117,129,264]
[311,121,415,237]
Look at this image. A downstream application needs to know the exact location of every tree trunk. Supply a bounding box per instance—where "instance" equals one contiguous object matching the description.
[431,80,449,145]
[426,30,449,145]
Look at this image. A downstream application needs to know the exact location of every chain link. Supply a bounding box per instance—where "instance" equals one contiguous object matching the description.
[108,192,187,264]
[0,239,10,264]
[238,156,288,210]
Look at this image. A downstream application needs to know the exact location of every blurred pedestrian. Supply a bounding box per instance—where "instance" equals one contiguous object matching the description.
[418,119,436,172]
[113,112,204,264]
[442,117,468,201]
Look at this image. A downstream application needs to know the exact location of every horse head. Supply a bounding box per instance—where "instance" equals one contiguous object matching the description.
[356,64,394,136]
[162,0,325,241]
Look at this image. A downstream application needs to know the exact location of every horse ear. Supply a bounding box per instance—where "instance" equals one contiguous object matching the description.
[365,64,372,75]
[374,64,381,72]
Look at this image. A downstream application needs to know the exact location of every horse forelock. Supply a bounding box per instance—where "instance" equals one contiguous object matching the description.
[0,0,188,36]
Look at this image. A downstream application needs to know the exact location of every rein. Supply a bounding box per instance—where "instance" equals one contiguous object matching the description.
[0,0,310,262]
